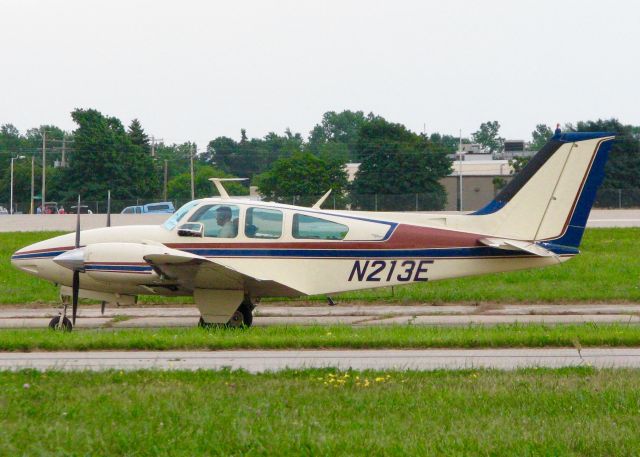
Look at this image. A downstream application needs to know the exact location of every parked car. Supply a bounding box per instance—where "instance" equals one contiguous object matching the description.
[121,205,143,214]
[69,205,93,214]
[121,201,175,214]
[40,202,59,214]
[0,206,8,215]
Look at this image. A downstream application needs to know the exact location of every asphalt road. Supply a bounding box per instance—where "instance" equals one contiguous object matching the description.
[2,348,640,372]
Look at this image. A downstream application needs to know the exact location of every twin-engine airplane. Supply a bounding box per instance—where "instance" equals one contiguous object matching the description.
[12,132,614,331]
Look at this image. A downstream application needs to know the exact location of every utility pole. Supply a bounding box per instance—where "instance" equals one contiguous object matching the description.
[150,136,163,158]
[61,135,66,167]
[10,156,25,214]
[163,159,168,201]
[30,155,35,214]
[190,144,195,200]
[41,130,46,214]
[458,129,463,212]
[10,158,14,214]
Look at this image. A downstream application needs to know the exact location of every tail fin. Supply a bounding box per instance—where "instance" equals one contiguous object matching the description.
[466,132,615,249]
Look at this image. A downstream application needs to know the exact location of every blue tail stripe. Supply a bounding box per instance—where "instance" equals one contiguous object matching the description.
[551,137,614,248]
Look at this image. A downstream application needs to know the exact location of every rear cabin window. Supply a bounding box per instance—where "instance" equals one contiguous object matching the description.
[292,214,348,240]
[245,208,283,239]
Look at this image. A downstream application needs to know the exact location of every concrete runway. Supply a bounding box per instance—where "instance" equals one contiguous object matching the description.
[3,303,640,328]
[2,348,640,372]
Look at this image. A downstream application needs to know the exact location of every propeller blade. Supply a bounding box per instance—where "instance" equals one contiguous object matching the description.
[106,190,111,227]
[72,270,79,325]
[73,194,81,325]
[75,195,81,248]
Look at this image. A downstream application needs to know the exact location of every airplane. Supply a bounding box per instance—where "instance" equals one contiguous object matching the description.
[11,131,615,331]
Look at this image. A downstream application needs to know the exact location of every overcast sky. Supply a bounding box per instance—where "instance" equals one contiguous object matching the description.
[1,0,638,149]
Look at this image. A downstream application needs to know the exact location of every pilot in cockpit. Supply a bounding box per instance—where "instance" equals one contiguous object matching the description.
[216,206,236,238]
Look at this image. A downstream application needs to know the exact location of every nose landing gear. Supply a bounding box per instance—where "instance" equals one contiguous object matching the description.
[50,297,73,331]
[48,315,73,332]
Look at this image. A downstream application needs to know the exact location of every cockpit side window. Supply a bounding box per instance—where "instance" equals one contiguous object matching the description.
[292,214,348,240]
[188,204,240,238]
[163,200,200,230]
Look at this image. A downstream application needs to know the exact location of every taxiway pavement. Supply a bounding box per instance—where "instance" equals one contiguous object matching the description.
[2,303,640,328]
[2,348,640,372]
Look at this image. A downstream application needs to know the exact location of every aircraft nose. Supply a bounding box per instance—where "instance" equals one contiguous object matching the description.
[53,248,86,271]
[11,245,40,274]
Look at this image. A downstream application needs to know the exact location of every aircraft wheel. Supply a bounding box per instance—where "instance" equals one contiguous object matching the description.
[198,302,253,329]
[227,302,253,328]
[49,316,73,332]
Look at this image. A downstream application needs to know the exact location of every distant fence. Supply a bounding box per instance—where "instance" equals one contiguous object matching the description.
[2,188,640,214]
[594,189,640,209]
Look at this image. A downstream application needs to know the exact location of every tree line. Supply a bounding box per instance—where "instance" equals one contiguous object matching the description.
[0,109,638,212]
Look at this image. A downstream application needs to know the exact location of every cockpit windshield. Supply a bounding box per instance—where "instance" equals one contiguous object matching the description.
[162,200,201,230]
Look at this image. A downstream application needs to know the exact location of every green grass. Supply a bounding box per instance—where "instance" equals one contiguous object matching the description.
[2,368,640,456]
[5,323,640,351]
[3,228,640,304]
[0,232,66,304]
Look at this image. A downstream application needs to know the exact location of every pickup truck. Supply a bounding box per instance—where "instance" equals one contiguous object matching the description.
[121,202,175,214]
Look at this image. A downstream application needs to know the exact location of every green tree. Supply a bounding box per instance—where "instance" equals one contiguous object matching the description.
[127,119,150,154]
[509,156,531,174]
[472,121,504,154]
[307,110,374,162]
[205,130,303,180]
[155,142,195,178]
[351,118,452,210]
[573,119,640,192]
[255,152,348,207]
[531,124,553,151]
[167,165,248,201]
[428,133,460,154]
[64,109,159,202]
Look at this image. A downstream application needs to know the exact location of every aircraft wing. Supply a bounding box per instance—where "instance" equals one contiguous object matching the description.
[143,248,304,297]
[478,237,557,257]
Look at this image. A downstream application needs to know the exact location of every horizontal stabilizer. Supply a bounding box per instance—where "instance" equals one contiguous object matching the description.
[479,237,556,257]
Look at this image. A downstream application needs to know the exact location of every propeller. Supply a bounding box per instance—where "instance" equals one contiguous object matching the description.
[72,195,81,325]
[102,190,111,315]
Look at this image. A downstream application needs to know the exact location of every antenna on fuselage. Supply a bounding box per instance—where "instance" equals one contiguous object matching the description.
[312,189,332,209]
[208,178,248,199]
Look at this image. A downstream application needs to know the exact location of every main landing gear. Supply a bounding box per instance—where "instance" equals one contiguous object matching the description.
[199,300,254,329]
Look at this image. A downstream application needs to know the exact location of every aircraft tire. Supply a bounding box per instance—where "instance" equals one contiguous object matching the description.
[49,316,73,332]
[198,302,253,329]
[237,302,253,327]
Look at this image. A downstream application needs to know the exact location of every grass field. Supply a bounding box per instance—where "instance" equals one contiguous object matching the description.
[2,228,639,304]
[4,323,640,351]
[2,368,640,456]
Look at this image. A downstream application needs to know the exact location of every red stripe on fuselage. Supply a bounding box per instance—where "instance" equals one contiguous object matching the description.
[15,245,75,255]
